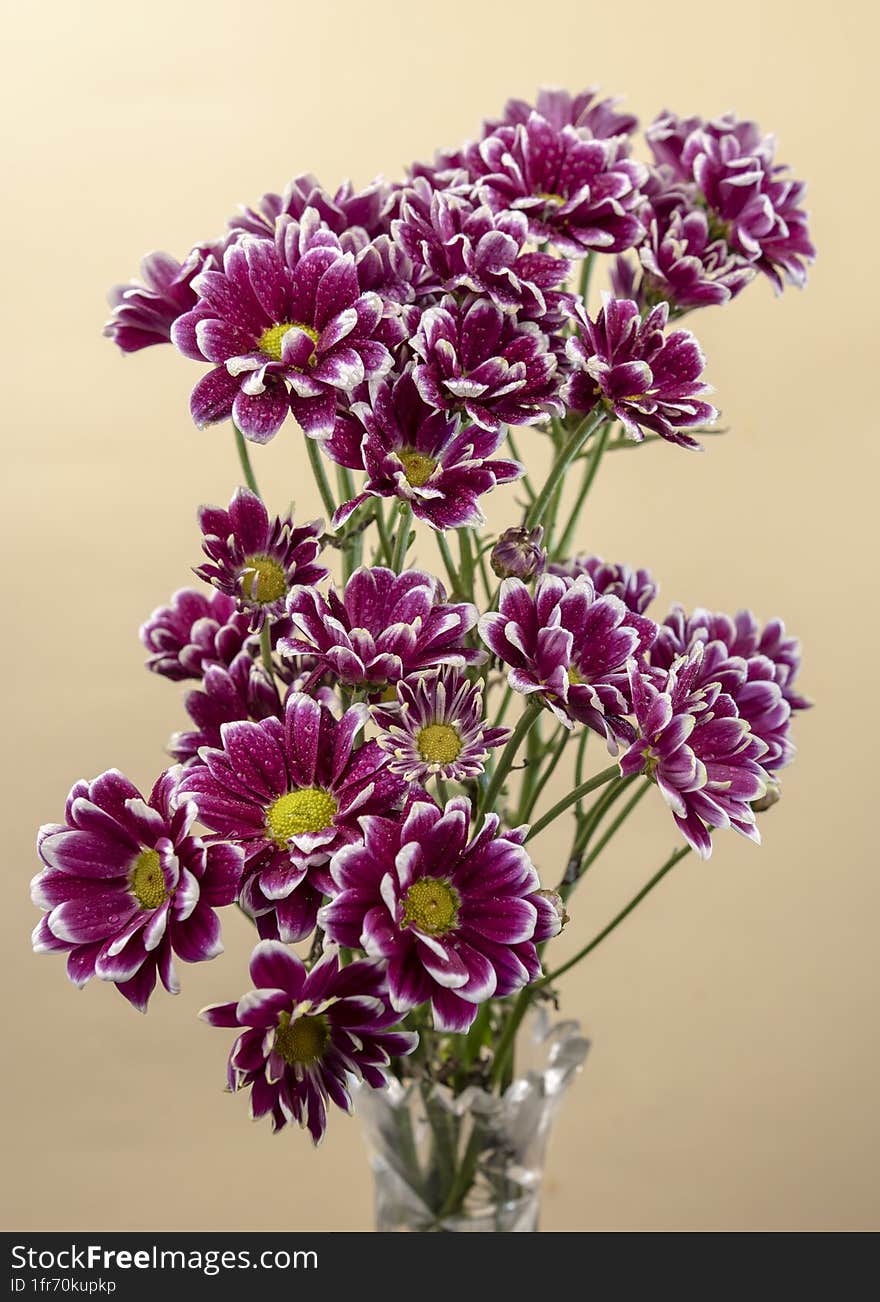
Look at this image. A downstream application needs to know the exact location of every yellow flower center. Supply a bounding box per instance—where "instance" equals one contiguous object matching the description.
[257,321,319,364]
[265,788,338,846]
[567,666,584,685]
[239,554,287,605]
[274,1010,329,1066]
[537,191,565,206]
[403,877,460,936]
[129,849,167,911]
[397,448,437,488]
[416,722,462,765]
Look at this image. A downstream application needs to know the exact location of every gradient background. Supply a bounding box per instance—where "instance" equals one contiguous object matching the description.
[2,0,876,1232]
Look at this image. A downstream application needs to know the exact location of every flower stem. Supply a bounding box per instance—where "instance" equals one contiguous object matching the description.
[259,623,274,680]
[506,430,536,502]
[479,701,541,819]
[518,724,569,823]
[525,410,606,532]
[373,500,393,565]
[435,532,460,595]
[458,527,476,603]
[578,779,650,874]
[525,763,618,841]
[391,503,413,572]
[336,466,361,581]
[233,423,260,497]
[554,420,612,559]
[542,845,692,985]
[305,437,337,523]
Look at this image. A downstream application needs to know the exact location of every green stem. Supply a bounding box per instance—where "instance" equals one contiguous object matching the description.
[519,724,568,823]
[561,775,632,897]
[305,438,337,523]
[542,846,692,985]
[554,420,611,559]
[336,466,360,581]
[435,532,460,595]
[577,252,595,306]
[259,624,274,680]
[233,423,260,497]
[578,780,650,874]
[506,430,536,502]
[525,763,618,841]
[479,702,541,818]
[525,411,606,532]
[374,500,393,565]
[458,528,476,603]
[391,503,413,572]
[435,775,450,807]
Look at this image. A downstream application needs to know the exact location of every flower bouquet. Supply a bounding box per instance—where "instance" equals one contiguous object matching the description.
[31,86,812,1232]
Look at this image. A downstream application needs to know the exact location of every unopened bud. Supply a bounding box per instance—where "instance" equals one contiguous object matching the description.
[534,888,569,941]
[752,780,781,814]
[490,526,547,581]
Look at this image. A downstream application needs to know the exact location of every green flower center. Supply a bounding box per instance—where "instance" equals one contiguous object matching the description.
[398,448,437,488]
[537,191,565,206]
[274,1010,330,1066]
[567,665,584,685]
[403,877,460,936]
[416,722,462,765]
[257,321,319,364]
[129,849,167,910]
[239,554,287,605]
[265,788,338,846]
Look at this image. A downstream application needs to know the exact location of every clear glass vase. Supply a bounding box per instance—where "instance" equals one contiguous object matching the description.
[356,1011,589,1232]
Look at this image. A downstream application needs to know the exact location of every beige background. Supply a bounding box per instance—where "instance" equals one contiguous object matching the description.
[2,0,876,1232]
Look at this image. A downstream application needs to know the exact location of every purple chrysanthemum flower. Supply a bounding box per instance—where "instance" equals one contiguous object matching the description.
[619,649,769,859]
[319,796,561,1033]
[178,693,405,943]
[201,941,417,1143]
[229,175,393,250]
[478,574,656,741]
[171,210,394,442]
[650,606,808,771]
[410,295,563,433]
[393,181,570,314]
[490,86,638,141]
[31,769,243,1011]
[140,589,252,681]
[372,667,509,783]
[549,554,657,615]
[195,487,326,631]
[646,112,815,292]
[169,650,280,765]
[566,296,716,450]
[281,567,483,689]
[104,246,219,353]
[328,370,521,531]
[490,526,547,581]
[464,113,646,258]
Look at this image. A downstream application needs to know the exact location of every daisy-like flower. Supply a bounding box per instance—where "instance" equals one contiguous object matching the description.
[201,941,417,1143]
[372,667,509,783]
[646,112,815,292]
[490,86,639,141]
[140,589,252,681]
[490,526,547,581]
[230,175,393,249]
[549,554,657,615]
[328,370,522,531]
[31,769,243,1011]
[168,650,279,765]
[281,567,483,690]
[195,487,326,631]
[411,295,563,433]
[171,210,394,442]
[464,113,646,258]
[479,573,656,742]
[319,796,561,1033]
[104,245,220,353]
[566,296,716,450]
[178,693,405,943]
[619,649,769,859]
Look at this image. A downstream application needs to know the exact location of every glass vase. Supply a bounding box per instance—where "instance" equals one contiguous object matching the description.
[356,1010,589,1232]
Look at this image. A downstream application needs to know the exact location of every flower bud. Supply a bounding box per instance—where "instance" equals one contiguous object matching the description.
[752,780,781,814]
[490,526,547,581]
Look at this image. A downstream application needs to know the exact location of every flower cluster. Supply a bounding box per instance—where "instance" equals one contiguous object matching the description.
[34,85,812,1153]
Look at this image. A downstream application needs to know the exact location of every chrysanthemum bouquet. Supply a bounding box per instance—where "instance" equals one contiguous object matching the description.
[32,86,812,1228]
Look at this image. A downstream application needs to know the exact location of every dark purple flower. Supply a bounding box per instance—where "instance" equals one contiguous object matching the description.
[619,649,769,859]
[372,667,509,783]
[201,942,417,1142]
[566,297,716,449]
[140,588,252,681]
[320,796,561,1033]
[646,112,815,292]
[393,180,570,314]
[171,210,393,442]
[329,370,522,531]
[464,113,646,258]
[31,769,243,1011]
[549,554,657,615]
[229,175,393,250]
[478,573,656,742]
[195,487,326,631]
[178,693,405,943]
[490,526,547,581]
[411,296,563,433]
[490,86,638,141]
[169,650,280,765]
[281,567,483,689]
[104,246,219,353]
